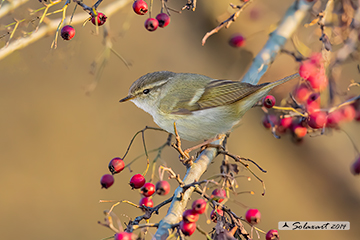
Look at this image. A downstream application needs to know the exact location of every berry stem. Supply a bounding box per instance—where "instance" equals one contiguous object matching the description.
[51,3,69,49]
[149,0,153,18]
[272,106,307,117]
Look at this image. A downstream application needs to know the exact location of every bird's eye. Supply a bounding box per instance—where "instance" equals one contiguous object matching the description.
[143,89,150,94]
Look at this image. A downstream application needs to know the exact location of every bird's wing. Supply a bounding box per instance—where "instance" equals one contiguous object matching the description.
[163,79,269,115]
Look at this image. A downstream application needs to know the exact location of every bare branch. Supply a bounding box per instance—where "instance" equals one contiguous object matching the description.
[0,0,29,18]
[154,138,224,239]
[241,0,314,85]
[0,0,132,61]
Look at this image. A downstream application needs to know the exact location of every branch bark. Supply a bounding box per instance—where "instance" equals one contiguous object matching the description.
[241,0,314,85]
[154,138,223,239]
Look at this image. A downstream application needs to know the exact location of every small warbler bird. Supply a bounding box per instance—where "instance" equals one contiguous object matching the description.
[120,71,298,141]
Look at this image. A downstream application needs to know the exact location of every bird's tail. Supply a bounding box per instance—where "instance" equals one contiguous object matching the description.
[262,72,300,91]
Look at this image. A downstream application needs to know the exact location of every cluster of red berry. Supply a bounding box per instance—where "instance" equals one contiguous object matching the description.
[99,157,172,238]
[179,199,206,236]
[261,53,360,141]
[60,12,107,41]
[132,0,170,32]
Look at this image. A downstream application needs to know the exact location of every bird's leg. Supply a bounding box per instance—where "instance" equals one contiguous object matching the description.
[171,122,193,165]
[184,134,226,157]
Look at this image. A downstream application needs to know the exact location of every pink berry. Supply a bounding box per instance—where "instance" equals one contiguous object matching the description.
[211,189,226,203]
[141,182,155,197]
[210,208,224,223]
[132,0,148,15]
[139,197,153,208]
[266,229,280,240]
[108,157,125,174]
[249,7,260,20]
[229,34,246,47]
[179,221,196,236]
[307,70,328,91]
[144,18,159,31]
[245,208,261,225]
[299,61,317,80]
[100,174,114,189]
[262,95,276,108]
[351,155,360,175]
[155,180,170,196]
[91,12,107,26]
[308,111,327,129]
[192,199,207,214]
[182,209,199,223]
[114,232,133,240]
[61,25,75,40]
[156,13,170,28]
[129,174,146,189]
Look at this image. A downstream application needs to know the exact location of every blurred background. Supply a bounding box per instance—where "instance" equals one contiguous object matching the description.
[0,0,360,239]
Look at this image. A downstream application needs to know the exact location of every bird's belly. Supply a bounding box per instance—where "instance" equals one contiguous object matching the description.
[153,107,240,141]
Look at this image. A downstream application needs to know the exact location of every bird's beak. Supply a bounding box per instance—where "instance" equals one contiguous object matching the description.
[119,94,135,103]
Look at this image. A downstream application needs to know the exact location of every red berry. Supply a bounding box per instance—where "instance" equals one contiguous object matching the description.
[308,111,327,129]
[156,13,170,28]
[100,174,114,189]
[307,93,320,105]
[114,232,133,240]
[141,182,155,197]
[211,188,226,203]
[210,208,224,223]
[341,105,356,121]
[91,12,107,26]
[355,110,360,121]
[129,174,146,189]
[292,124,307,138]
[307,71,328,91]
[293,84,311,103]
[155,180,170,196]
[266,229,280,240]
[192,199,206,214]
[306,93,320,113]
[249,7,260,20]
[327,110,343,128]
[144,18,159,31]
[229,34,246,47]
[108,157,125,174]
[299,61,317,80]
[309,53,322,66]
[245,208,261,225]
[132,0,148,15]
[139,197,153,208]
[262,95,276,108]
[182,209,199,223]
[179,221,196,236]
[61,25,75,40]
[351,155,360,175]
[262,115,277,129]
[280,117,292,129]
